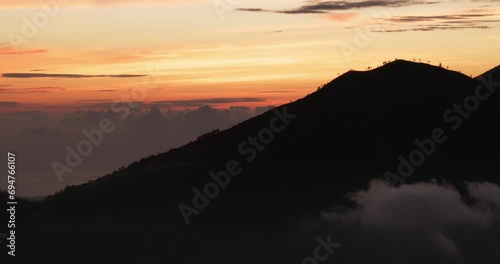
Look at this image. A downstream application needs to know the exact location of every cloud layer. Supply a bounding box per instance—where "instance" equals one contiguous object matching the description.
[319,180,500,263]
[0,105,275,196]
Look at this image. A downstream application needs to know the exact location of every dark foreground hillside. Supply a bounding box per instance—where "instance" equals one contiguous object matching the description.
[6,60,500,263]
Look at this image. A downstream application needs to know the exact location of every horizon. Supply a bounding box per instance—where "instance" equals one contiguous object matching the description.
[1,59,497,198]
[1,0,500,113]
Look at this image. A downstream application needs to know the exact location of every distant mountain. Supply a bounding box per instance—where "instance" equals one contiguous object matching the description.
[476,64,500,81]
[10,60,500,263]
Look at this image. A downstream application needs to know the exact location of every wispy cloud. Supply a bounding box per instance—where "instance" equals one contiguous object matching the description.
[238,0,438,14]
[0,87,66,93]
[255,90,299,93]
[153,98,267,107]
[385,13,496,23]
[0,101,21,108]
[0,45,48,55]
[68,98,267,109]
[325,12,358,21]
[374,25,490,32]
[96,89,117,92]
[374,11,499,32]
[2,73,147,78]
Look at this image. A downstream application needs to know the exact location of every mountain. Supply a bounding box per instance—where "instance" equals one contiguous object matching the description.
[476,64,500,82]
[9,60,500,263]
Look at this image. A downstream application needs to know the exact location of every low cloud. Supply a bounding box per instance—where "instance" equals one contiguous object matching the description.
[320,180,500,262]
[0,105,275,196]
[0,101,21,108]
[326,180,497,229]
[152,97,266,107]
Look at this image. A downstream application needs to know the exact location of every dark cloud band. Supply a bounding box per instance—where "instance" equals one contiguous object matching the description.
[2,73,147,78]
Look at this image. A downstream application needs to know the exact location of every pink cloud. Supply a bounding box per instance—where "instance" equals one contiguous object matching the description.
[325,13,358,21]
[0,46,48,55]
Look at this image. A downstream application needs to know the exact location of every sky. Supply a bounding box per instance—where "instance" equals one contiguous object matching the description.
[0,0,499,196]
[0,0,499,112]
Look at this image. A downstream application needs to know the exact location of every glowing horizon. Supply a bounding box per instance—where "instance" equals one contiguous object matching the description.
[1,0,499,112]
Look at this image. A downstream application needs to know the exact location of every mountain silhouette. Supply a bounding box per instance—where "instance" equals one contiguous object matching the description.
[476,64,500,81]
[8,60,500,263]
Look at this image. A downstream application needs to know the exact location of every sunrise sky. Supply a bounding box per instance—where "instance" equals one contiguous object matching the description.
[1,0,499,112]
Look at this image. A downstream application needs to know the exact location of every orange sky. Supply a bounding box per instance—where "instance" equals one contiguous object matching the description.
[1,0,499,112]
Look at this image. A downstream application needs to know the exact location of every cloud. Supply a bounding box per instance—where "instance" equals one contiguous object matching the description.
[326,180,496,229]
[255,90,298,93]
[325,12,358,21]
[152,97,266,107]
[385,13,496,23]
[2,73,147,78]
[63,98,266,110]
[0,105,272,196]
[0,87,66,93]
[238,8,266,12]
[374,25,490,32]
[372,10,500,32]
[237,1,498,33]
[467,182,500,209]
[0,101,20,108]
[319,180,500,262]
[0,45,48,55]
[238,0,438,14]
[96,89,116,92]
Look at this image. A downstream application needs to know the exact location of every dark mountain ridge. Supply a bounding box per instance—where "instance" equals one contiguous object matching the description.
[42,60,500,221]
[10,60,500,262]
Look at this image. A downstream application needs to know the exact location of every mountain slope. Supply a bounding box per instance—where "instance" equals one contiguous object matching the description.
[40,60,500,222]
[13,60,500,262]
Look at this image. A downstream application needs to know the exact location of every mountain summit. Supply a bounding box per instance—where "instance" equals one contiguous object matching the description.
[41,60,500,218]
